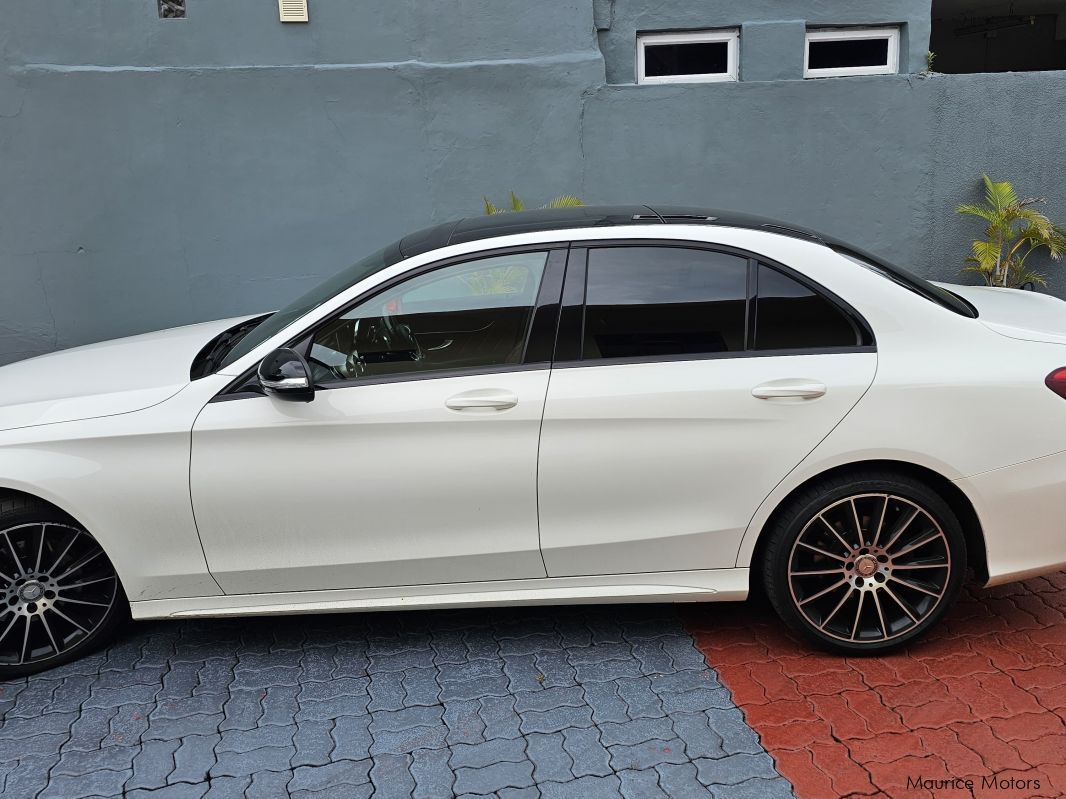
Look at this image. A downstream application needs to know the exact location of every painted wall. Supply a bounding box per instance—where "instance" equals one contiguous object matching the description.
[1,0,1064,365]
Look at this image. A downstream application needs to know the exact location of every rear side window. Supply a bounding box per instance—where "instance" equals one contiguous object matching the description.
[582,247,748,359]
[754,264,861,350]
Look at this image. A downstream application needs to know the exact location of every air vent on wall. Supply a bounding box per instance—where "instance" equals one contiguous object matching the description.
[279,0,308,23]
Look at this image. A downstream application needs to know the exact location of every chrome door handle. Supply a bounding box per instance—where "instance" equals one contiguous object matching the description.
[752,380,827,400]
[445,389,519,411]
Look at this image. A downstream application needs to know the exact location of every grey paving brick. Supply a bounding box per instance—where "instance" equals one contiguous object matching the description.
[292,783,374,799]
[127,782,210,799]
[694,752,780,786]
[599,717,675,747]
[582,681,629,724]
[618,768,669,799]
[246,769,294,798]
[660,636,710,671]
[616,676,665,719]
[562,727,613,778]
[102,703,152,747]
[705,708,764,756]
[297,693,371,721]
[170,733,221,785]
[540,774,624,799]
[502,653,545,692]
[533,650,577,688]
[568,642,632,665]
[3,753,58,799]
[154,693,228,719]
[370,722,448,755]
[402,666,441,707]
[656,762,713,799]
[454,759,535,795]
[573,658,643,683]
[499,788,542,799]
[0,710,75,740]
[369,752,416,799]
[450,736,527,769]
[514,685,585,713]
[231,664,301,689]
[661,687,733,714]
[85,682,159,708]
[671,713,726,760]
[219,689,263,731]
[290,759,373,792]
[202,776,252,799]
[260,684,302,726]
[439,658,506,684]
[608,737,689,771]
[630,640,676,675]
[372,648,435,673]
[520,704,594,735]
[292,719,335,767]
[299,677,370,702]
[412,746,455,799]
[210,745,295,777]
[498,633,560,656]
[441,674,512,701]
[370,703,444,733]
[333,643,370,678]
[145,713,225,740]
[478,694,521,740]
[651,669,721,695]
[331,713,372,761]
[526,732,573,783]
[39,768,130,799]
[54,744,138,778]
[217,723,296,753]
[710,776,794,799]
[432,631,469,665]
[367,670,407,712]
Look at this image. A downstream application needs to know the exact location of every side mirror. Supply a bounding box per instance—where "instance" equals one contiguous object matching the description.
[258,348,315,402]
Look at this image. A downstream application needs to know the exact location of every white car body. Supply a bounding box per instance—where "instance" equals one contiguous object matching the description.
[2,219,1066,623]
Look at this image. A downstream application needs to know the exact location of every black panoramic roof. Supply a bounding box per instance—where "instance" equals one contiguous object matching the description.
[396,204,831,260]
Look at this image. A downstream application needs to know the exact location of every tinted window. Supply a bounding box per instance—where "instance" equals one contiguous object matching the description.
[808,38,889,70]
[754,264,859,350]
[308,252,547,382]
[582,247,748,360]
[645,42,729,77]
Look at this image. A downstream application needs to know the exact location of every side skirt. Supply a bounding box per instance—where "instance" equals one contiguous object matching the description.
[130,568,750,620]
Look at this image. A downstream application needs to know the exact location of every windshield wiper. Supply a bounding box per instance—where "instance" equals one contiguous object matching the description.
[190,315,271,380]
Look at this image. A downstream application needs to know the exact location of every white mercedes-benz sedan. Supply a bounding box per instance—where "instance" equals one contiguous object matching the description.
[2,205,1066,676]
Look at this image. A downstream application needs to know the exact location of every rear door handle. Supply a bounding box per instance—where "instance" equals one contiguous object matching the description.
[752,379,827,400]
[445,389,519,411]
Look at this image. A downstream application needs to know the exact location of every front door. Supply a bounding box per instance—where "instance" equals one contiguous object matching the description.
[537,245,877,576]
[191,248,564,594]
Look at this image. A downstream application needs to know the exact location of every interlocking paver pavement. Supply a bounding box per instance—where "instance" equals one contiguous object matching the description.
[0,605,794,798]
[686,573,1066,799]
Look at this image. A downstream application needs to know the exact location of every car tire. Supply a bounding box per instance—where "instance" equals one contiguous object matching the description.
[0,496,128,679]
[761,471,967,655]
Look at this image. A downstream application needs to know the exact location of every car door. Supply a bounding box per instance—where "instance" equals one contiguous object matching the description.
[191,247,566,595]
[537,244,877,576]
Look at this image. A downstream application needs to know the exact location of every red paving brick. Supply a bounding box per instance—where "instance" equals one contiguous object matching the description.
[685,576,1066,798]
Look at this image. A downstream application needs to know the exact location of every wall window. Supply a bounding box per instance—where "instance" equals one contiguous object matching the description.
[308,252,548,383]
[582,247,748,360]
[804,27,900,78]
[637,30,740,84]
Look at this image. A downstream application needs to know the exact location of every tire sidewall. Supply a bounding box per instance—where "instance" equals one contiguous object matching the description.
[764,474,967,655]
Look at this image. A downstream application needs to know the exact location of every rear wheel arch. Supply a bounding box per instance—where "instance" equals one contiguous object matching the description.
[750,460,988,590]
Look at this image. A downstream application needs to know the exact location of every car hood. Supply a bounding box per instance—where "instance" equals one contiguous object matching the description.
[932,282,1066,345]
[0,316,257,432]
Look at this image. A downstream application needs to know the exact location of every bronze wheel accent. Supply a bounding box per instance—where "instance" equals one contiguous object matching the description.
[786,493,952,644]
[0,523,118,666]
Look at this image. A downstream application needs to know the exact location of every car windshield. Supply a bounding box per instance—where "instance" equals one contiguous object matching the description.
[218,245,399,369]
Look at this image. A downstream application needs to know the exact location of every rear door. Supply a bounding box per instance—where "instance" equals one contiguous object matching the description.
[537,244,877,576]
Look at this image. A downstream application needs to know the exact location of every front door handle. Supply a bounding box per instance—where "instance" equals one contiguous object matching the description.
[445,389,519,411]
[752,379,827,400]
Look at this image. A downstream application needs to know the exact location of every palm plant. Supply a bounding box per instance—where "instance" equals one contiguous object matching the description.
[957,175,1066,288]
[483,192,584,215]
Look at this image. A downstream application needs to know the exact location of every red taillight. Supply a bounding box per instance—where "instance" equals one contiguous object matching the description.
[1046,368,1066,399]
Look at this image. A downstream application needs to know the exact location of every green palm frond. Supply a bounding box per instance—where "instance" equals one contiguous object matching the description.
[509,192,525,212]
[484,197,501,216]
[957,175,1065,288]
[544,195,585,209]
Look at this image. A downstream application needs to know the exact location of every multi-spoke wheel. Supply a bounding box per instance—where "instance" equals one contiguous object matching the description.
[0,497,126,678]
[762,472,966,654]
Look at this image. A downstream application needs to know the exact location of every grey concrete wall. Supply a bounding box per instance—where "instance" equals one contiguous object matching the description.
[1,0,1065,365]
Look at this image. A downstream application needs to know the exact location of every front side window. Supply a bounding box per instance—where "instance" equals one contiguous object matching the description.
[582,247,748,360]
[307,252,548,383]
[637,29,740,84]
[754,264,862,350]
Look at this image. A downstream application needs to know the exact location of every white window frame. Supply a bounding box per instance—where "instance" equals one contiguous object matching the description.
[637,29,739,84]
[804,26,900,78]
